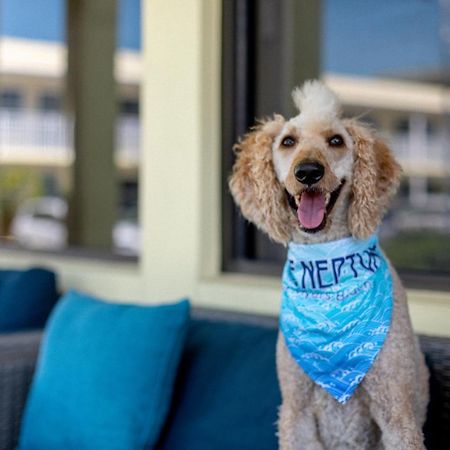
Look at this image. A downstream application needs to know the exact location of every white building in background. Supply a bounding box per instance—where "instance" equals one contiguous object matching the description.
[1,36,449,215]
[0,37,140,170]
[0,37,142,253]
[326,75,450,233]
[326,75,450,174]
[326,74,450,211]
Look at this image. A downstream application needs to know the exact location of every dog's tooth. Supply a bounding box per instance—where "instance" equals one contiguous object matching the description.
[325,192,331,205]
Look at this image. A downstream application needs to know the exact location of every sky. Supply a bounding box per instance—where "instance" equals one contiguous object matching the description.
[0,0,141,50]
[0,0,444,77]
[323,0,442,77]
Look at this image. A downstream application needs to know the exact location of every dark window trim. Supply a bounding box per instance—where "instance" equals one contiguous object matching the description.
[221,0,257,273]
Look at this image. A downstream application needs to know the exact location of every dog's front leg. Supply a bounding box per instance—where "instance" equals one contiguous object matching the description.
[363,271,427,450]
[367,398,425,450]
[278,402,325,450]
[363,340,427,450]
[276,334,325,450]
[364,347,427,450]
[364,339,426,450]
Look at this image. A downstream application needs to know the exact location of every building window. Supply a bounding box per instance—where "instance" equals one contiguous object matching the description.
[0,90,23,109]
[222,0,450,289]
[38,93,62,112]
[119,98,139,116]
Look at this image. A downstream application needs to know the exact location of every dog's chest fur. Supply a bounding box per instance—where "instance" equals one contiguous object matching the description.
[312,383,381,449]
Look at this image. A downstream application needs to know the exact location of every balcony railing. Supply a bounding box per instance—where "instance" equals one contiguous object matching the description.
[390,133,450,176]
[0,108,140,167]
[0,107,449,175]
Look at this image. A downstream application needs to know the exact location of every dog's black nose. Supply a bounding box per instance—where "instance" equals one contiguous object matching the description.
[294,162,324,186]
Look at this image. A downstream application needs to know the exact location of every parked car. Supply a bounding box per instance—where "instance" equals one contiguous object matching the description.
[11,197,140,256]
[10,197,67,250]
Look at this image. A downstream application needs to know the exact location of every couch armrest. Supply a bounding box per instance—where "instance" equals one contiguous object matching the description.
[0,331,42,450]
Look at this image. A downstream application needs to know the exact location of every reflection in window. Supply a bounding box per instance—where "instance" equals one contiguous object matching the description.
[223,0,450,280]
[38,93,61,112]
[115,0,141,256]
[0,0,142,257]
[0,90,23,109]
[322,0,450,273]
[120,98,139,116]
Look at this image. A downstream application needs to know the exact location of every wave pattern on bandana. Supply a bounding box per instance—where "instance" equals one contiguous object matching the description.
[280,234,393,404]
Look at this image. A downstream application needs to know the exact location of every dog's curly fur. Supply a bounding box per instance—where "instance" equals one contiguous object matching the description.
[229,81,429,449]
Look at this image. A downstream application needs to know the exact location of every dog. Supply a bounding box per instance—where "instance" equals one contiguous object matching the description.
[229,81,429,450]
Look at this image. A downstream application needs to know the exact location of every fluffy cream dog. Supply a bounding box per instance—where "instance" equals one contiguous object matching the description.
[229,81,429,449]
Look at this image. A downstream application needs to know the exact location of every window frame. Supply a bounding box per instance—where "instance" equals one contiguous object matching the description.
[221,0,450,292]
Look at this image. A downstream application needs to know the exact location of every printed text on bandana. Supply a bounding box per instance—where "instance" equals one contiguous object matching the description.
[288,244,380,290]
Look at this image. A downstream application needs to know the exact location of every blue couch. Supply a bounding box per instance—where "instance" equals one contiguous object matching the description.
[155,310,450,450]
[156,311,281,450]
[0,309,449,449]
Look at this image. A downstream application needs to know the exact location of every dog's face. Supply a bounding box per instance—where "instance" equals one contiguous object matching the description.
[272,112,353,238]
[229,81,402,245]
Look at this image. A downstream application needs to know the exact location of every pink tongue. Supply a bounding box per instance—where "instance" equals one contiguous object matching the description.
[298,191,326,229]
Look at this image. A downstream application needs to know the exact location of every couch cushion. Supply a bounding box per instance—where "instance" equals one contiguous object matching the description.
[0,267,58,332]
[156,318,280,450]
[18,290,190,450]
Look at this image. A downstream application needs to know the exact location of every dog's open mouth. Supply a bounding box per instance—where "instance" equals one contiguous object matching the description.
[286,180,345,233]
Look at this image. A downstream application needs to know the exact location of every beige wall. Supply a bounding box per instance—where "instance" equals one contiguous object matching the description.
[0,0,449,336]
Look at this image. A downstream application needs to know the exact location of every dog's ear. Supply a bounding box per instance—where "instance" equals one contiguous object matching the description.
[229,115,292,244]
[345,120,402,239]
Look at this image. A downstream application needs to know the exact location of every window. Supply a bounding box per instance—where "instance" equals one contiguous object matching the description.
[222,0,450,289]
[0,0,142,258]
[38,93,61,112]
[0,0,68,250]
[115,0,141,257]
[0,89,22,110]
[119,98,139,116]
[0,89,23,109]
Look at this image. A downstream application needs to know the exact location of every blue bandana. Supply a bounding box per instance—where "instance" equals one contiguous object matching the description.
[280,234,393,404]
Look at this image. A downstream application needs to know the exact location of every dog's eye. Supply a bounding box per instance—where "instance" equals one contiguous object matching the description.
[328,135,344,147]
[281,136,296,148]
